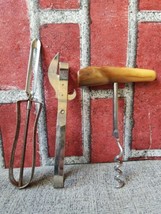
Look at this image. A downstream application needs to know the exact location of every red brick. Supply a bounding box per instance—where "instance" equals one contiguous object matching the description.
[133,23,161,151]
[0,0,30,90]
[90,0,128,91]
[39,0,80,9]
[40,24,82,157]
[90,0,128,67]
[91,99,124,163]
[0,103,40,168]
[139,0,161,10]
[89,0,127,161]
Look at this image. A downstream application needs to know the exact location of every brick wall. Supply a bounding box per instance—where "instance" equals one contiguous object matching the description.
[0,0,161,168]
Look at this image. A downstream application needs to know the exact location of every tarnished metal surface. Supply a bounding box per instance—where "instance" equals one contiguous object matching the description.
[23,0,91,167]
[48,54,76,188]
[9,100,42,188]
[54,65,69,188]
[9,39,42,189]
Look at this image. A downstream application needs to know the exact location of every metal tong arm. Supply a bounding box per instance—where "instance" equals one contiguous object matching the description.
[9,39,41,189]
[9,100,42,189]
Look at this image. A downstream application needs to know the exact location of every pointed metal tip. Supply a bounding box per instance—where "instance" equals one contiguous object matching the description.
[48,52,59,79]
[54,52,60,60]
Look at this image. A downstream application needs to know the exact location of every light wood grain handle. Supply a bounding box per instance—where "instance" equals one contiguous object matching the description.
[77,66,156,86]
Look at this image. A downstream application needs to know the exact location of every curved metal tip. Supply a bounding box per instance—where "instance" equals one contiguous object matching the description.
[68,89,77,101]
[48,53,60,95]
[54,52,60,60]
[48,53,60,75]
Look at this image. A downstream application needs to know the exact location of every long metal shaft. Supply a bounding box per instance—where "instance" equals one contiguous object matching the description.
[18,100,32,187]
[113,82,125,188]
[113,83,119,139]
[53,63,69,188]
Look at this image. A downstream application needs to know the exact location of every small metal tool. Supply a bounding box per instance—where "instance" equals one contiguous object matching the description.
[9,39,42,189]
[113,82,125,188]
[48,53,76,188]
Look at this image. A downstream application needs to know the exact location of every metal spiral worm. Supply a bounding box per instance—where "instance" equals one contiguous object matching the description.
[114,138,125,188]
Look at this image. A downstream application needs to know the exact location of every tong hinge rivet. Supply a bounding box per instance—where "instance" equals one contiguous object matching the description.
[60,110,65,114]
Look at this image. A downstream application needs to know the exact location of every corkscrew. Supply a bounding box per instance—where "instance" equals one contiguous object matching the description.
[113,82,125,188]
[77,65,156,188]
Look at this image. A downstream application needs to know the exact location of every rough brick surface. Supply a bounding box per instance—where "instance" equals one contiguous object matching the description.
[40,24,82,157]
[0,0,40,168]
[133,23,161,150]
[2,0,161,168]
[91,99,124,162]
[90,0,128,67]
[0,0,30,90]
[90,0,128,162]
[39,0,80,9]
[139,0,161,10]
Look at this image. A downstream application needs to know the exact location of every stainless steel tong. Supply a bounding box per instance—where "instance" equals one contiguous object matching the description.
[9,39,42,189]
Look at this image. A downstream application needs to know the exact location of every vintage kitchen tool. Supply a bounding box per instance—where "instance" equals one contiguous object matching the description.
[78,66,156,188]
[48,53,76,188]
[9,39,42,189]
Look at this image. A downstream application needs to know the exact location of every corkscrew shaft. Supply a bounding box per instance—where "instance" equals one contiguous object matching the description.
[113,82,125,188]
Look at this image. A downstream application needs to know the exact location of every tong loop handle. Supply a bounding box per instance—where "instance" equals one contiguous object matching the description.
[9,100,42,189]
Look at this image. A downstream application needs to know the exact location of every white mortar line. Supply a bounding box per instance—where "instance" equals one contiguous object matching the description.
[124,0,138,161]
[64,156,89,164]
[125,2,161,160]
[1,1,161,168]
[137,11,161,22]
[131,149,161,158]
[0,90,27,103]
[79,0,91,163]
[39,9,81,24]
[27,0,49,166]
[90,89,124,99]
[26,0,40,39]
[43,156,89,166]
[27,0,91,165]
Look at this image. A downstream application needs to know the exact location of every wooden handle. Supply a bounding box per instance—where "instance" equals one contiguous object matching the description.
[77,66,156,86]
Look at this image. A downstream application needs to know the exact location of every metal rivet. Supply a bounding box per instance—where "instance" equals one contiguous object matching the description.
[60,110,65,114]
